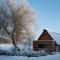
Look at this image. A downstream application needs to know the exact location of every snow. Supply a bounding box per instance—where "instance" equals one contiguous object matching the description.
[0,54,60,60]
[17,43,33,50]
[48,31,60,44]
[0,44,14,52]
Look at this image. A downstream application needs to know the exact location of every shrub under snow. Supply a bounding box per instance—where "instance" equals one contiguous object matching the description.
[0,44,48,56]
[0,44,14,55]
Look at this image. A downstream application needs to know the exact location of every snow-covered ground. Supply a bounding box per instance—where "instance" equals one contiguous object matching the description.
[0,44,60,60]
[0,44,14,53]
[0,54,60,60]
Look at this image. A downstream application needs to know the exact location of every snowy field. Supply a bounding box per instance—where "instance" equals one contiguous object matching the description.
[0,54,60,60]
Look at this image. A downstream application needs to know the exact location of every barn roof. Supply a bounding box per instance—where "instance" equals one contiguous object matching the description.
[47,30,60,45]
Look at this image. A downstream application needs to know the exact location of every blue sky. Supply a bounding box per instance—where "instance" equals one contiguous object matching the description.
[28,0,60,35]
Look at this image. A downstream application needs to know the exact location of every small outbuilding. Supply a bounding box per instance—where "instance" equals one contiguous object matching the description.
[33,29,60,53]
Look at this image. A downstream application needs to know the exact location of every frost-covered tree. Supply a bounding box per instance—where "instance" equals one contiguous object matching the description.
[0,0,36,47]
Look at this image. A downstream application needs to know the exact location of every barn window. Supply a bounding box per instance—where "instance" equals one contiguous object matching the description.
[38,44,43,48]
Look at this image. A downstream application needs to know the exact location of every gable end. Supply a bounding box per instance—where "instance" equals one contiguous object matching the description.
[38,29,54,40]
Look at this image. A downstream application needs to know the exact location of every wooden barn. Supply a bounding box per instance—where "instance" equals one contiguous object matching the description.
[33,29,60,53]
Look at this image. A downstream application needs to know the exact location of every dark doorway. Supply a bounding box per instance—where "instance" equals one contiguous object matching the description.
[38,44,44,48]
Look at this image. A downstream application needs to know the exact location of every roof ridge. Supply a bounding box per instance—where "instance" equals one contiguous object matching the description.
[47,30,60,35]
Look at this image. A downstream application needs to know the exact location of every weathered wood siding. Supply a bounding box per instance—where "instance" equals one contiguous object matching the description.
[33,40,56,52]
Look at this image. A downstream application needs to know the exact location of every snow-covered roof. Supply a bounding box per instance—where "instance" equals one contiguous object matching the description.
[47,30,60,45]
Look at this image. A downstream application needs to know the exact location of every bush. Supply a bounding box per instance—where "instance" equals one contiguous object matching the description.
[0,45,49,56]
[0,46,15,56]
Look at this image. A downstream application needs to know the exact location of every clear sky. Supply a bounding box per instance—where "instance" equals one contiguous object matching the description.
[28,0,60,35]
